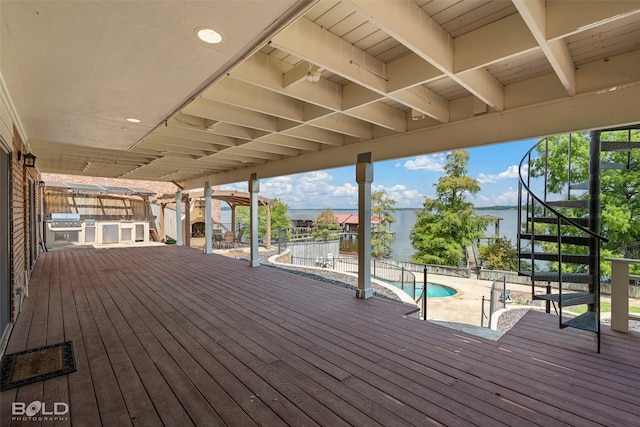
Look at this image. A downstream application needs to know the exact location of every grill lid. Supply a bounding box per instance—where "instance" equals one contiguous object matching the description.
[51,213,81,228]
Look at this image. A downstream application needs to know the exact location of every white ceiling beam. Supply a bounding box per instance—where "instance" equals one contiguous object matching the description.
[231,58,383,137]
[137,141,216,157]
[182,98,280,133]
[546,0,640,40]
[282,60,312,88]
[270,17,388,94]
[231,52,343,112]
[395,86,449,124]
[514,0,576,96]
[204,152,268,165]
[453,13,538,73]
[202,78,305,122]
[386,53,443,92]
[308,114,372,140]
[141,136,223,152]
[282,125,344,146]
[246,141,301,157]
[225,147,284,161]
[346,0,504,112]
[348,103,406,132]
[152,127,237,147]
[271,16,451,122]
[181,81,640,189]
[206,122,256,140]
[257,134,320,152]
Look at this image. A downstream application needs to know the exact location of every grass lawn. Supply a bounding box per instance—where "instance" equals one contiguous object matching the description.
[566,302,640,315]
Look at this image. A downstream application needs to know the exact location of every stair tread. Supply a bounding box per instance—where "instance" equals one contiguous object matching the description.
[519,271,594,284]
[546,200,589,208]
[562,311,598,332]
[601,141,640,152]
[533,292,595,307]
[569,181,589,190]
[519,233,591,245]
[528,216,589,226]
[600,161,628,170]
[518,252,590,263]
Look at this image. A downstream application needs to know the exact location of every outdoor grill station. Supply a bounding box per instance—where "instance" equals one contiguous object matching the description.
[43,182,154,249]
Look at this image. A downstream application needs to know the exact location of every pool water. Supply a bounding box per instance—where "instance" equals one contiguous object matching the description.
[416,283,457,298]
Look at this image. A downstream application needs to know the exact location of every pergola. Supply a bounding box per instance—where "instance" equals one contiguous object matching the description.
[155,189,273,251]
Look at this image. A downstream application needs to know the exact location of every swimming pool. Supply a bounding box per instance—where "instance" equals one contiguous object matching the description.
[416,283,458,298]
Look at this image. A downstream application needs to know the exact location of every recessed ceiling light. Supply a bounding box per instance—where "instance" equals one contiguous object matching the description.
[126,117,141,123]
[196,27,223,44]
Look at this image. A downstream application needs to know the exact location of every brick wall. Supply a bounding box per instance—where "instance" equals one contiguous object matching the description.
[10,126,37,322]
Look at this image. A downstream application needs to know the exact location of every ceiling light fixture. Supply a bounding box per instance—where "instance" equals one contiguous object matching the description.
[306,69,321,83]
[126,117,141,123]
[411,109,426,121]
[196,27,223,44]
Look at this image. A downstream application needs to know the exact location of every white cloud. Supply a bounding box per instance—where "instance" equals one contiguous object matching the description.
[222,171,427,208]
[471,188,519,207]
[403,153,446,171]
[373,184,424,208]
[477,165,521,184]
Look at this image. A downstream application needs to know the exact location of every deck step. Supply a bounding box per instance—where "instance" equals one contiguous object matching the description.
[533,292,595,307]
[600,161,628,170]
[546,200,589,209]
[528,216,589,227]
[519,233,591,246]
[520,271,594,284]
[518,252,590,264]
[600,141,640,152]
[569,181,589,191]
[562,311,598,332]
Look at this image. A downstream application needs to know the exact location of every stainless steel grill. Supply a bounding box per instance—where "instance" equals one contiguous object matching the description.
[50,213,82,229]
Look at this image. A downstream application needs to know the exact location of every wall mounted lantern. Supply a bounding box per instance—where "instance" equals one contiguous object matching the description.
[23,152,36,168]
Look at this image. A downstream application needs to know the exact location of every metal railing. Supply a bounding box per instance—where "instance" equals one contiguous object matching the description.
[481,276,507,328]
[290,255,417,300]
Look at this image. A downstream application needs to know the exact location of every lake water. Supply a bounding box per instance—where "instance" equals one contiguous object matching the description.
[271,208,520,262]
[222,208,519,262]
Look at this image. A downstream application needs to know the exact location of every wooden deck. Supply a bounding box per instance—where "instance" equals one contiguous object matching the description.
[2,246,640,426]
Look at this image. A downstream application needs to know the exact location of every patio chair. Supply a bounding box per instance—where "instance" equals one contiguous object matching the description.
[212,229,223,248]
[223,231,235,248]
[235,228,245,246]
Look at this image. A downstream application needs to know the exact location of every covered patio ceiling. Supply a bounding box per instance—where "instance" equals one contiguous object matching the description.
[2,1,640,190]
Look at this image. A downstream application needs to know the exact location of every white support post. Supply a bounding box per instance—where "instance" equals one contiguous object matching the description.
[204,182,213,254]
[249,173,260,267]
[356,152,373,299]
[176,190,183,246]
[608,257,640,333]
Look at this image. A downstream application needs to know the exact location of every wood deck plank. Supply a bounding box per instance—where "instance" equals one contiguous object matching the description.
[3,246,640,427]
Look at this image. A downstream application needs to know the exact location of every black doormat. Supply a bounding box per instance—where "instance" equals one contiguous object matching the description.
[0,341,76,391]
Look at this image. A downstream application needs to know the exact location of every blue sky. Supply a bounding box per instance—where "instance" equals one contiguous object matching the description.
[223,139,537,209]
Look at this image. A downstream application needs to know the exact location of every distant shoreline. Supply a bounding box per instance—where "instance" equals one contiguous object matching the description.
[221,205,519,211]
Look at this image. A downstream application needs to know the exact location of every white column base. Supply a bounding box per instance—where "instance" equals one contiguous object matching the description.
[356,287,373,299]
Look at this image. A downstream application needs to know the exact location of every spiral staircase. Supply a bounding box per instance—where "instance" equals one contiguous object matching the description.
[517,126,639,352]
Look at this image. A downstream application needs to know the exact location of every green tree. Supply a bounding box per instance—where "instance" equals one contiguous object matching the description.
[236,198,290,242]
[410,150,487,266]
[530,129,640,276]
[479,237,518,271]
[311,208,341,241]
[371,190,396,257]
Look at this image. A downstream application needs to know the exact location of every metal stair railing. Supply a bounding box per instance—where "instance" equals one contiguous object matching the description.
[517,132,609,351]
